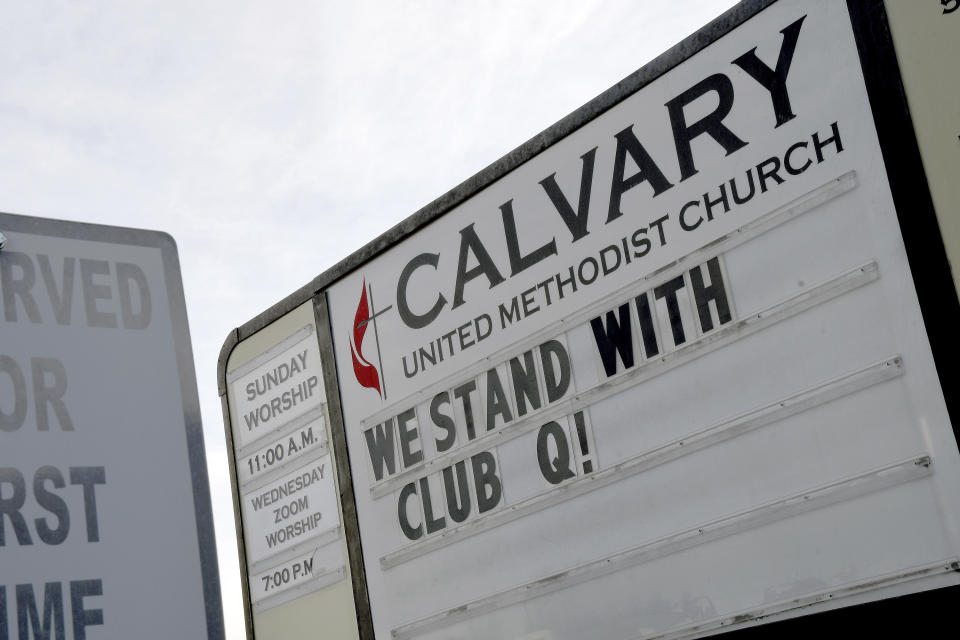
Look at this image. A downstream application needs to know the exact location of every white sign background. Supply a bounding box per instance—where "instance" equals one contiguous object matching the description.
[1,218,220,638]
[327,2,960,639]
[241,456,340,565]
[237,416,327,486]
[222,302,360,630]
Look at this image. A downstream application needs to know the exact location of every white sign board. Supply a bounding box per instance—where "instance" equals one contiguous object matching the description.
[225,318,349,614]
[241,456,340,565]
[228,326,325,450]
[0,214,222,638]
[238,416,327,485]
[325,1,960,638]
[249,550,346,605]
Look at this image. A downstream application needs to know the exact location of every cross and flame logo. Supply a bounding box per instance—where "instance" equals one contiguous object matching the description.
[349,279,390,399]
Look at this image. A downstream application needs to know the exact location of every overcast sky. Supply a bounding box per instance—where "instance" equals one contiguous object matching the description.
[0,1,735,637]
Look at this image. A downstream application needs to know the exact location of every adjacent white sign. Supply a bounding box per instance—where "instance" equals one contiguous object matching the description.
[0,215,221,638]
[228,326,326,449]
[238,414,327,485]
[242,456,340,565]
[249,549,345,606]
[325,2,960,639]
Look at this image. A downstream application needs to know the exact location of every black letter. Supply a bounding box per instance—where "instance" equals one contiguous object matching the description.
[666,74,748,181]
[34,466,70,545]
[539,340,571,403]
[540,147,597,242]
[0,357,27,433]
[116,262,151,330]
[689,258,732,332]
[509,351,542,417]
[784,141,812,175]
[363,420,397,481]
[485,368,513,431]
[732,16,805,127]
[608,126,673,222]
[654,276,688,346]
[812,121,843,162]
[442,461,472,524]
[69,467,105,543]
[418,477,445,534]
[70,580,104,640]
[500,200,557,276]
[452,381,480,440]
[537,421,575,485]
[0,468,31,546]
[756,155,785,192]
[471,451,502,514]
[31,358,74,432]
[430,392,456,453]
[0,252,42,323]
[396,408,423,469]
[36,255,76,326]
[79,259,117,329]
[452,224,505,309]
[590,303,634,377]
[634,292,660,359]
[397,482,422,540]
[396,253,447,329]
[16,582,65,640]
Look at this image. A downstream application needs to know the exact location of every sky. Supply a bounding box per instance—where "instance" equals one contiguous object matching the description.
[0,1,736,637]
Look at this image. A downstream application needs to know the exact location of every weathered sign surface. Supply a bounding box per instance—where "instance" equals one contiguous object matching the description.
[1,213,222,639]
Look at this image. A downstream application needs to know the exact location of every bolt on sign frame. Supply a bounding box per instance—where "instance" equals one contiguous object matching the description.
[218,2,960,638]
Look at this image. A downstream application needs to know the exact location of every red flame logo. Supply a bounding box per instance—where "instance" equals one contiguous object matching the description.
[350,279,382,397]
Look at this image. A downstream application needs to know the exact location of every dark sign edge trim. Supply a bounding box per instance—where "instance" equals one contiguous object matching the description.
[313,291,377,640]
[844,0,960,450]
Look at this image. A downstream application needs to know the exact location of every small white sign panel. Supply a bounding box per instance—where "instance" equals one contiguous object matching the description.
[251,551,324,603]
[249,549,345,607]
[229,328,326,450]
[242,456,341,565]
[0,215,221,638]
